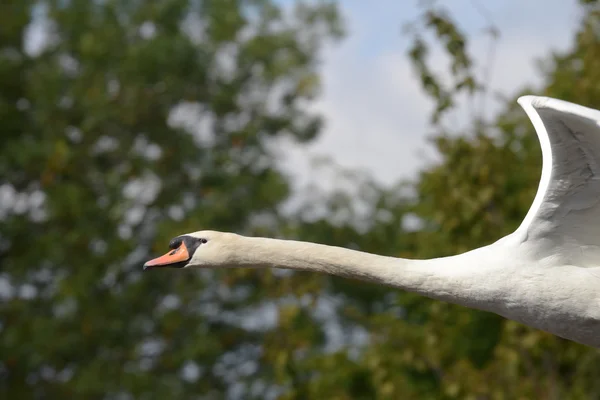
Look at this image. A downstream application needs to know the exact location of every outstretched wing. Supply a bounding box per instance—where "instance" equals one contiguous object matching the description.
[516,96,600,265]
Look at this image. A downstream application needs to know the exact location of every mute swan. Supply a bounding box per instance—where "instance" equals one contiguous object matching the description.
[145,96,600,348]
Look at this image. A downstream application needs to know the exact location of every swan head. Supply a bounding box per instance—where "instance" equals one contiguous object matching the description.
[143,230,240,270]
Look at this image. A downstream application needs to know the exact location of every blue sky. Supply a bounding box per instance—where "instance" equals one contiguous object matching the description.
[280,0,582,189]
[24,0,583,190]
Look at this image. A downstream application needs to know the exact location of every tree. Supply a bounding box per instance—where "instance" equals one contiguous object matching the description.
[0,0,342,397]
[263,1,600,398]
[5,0,600,398]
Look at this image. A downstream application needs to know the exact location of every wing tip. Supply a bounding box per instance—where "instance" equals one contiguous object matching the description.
[517,95,551,110]
[517,95,600,120]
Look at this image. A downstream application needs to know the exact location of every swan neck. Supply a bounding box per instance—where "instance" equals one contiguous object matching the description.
[235,237,507,310]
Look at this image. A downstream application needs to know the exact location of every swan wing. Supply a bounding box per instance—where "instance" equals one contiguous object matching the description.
[517,96,600,265]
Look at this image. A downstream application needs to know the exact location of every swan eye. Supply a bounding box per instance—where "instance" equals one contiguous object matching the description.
[200,238,208,244]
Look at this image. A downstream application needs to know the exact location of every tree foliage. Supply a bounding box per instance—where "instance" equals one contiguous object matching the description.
[296,1,600,398]
[3,0,600,399]
[0,0,342,398]
[273,1,600,398]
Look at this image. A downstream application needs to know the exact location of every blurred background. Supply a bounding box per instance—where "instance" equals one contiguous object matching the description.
[2,0,600,398]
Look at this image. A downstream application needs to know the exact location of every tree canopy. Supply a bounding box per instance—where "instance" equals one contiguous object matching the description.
[2,0,600,399]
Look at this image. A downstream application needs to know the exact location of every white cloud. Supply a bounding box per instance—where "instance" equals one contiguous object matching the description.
[279,0,581,191]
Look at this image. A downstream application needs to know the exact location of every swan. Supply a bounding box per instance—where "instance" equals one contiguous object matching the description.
[144,96,600,348]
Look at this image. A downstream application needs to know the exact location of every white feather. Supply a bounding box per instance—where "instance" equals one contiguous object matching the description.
[162,96,600,348]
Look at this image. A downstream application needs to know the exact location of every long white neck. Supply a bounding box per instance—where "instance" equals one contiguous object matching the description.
[231,236,513,313]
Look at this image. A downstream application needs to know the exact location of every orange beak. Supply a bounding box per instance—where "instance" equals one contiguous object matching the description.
[143,241,190,270]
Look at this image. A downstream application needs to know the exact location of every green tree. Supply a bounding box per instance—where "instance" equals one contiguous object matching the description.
[265,1,600,398]
[5,0,600,399]
[0,0,342,397]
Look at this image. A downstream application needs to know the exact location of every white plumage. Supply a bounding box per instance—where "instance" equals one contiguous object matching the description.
[146,96,600,348]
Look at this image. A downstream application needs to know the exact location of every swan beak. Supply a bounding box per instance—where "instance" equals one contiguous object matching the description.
[143,241,190,270]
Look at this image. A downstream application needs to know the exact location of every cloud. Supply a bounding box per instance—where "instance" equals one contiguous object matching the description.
[279,0,581,191]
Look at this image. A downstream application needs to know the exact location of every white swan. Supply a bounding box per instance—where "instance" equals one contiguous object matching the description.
[145,96,600,348]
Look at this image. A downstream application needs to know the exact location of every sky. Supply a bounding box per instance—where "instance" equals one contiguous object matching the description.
[20,0,583,200]
[279,0,582,190]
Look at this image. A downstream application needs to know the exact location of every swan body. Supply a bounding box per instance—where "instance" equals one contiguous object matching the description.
[145,96,600,348]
